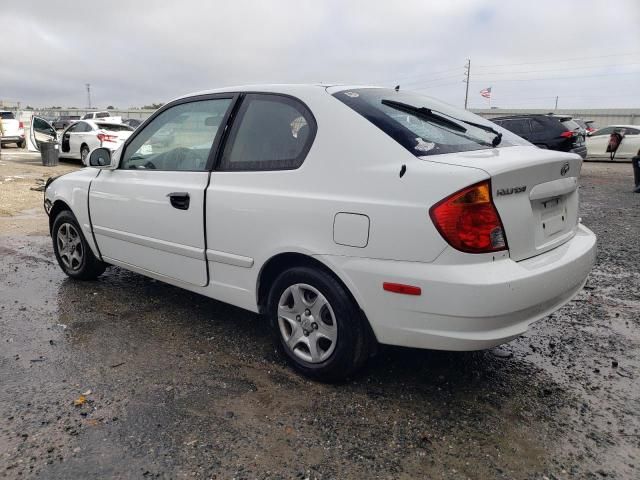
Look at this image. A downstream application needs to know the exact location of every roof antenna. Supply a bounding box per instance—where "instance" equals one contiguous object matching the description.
[394,85,400,92]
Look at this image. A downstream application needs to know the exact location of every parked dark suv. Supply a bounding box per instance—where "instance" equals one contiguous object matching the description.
[491,114,587,159]
[52,115,81,130]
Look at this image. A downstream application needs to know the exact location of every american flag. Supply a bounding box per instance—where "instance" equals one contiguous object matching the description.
[480,87,492,99]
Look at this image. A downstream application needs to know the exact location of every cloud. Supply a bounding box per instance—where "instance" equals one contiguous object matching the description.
[1,0,638,109]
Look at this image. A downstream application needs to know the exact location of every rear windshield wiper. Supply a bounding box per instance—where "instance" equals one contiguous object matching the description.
[381,99,502,147]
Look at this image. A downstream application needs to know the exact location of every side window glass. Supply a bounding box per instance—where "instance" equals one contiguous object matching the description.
[592,127,613,137]
[513,119,531,134]
[120,98,232,171]
[530,119,546,133]
[219,94,316,171]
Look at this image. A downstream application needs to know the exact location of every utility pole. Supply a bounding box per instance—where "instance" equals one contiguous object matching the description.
[463,59,471,110]
[554,96,558,110]
[86,83,92,109]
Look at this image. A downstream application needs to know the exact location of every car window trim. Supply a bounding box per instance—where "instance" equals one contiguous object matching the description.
[214,92,318,172]
[118,92,240,172]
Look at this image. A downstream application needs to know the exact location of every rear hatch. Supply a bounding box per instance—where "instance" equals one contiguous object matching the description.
[424,145,582,261]
[558,116,586,148]
[0,112,21,136]
[96,123,134,142]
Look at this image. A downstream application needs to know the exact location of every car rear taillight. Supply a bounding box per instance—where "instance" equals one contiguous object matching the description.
[18,121,24,129]
[560,131,574,138]
[429,180,507,254]
[97,133,118,143]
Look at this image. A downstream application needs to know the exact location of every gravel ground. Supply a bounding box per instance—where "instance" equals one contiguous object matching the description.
[0,154,638,479]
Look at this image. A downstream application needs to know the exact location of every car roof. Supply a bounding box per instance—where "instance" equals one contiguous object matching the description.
[598,124,639,128]
[171,84,382,103]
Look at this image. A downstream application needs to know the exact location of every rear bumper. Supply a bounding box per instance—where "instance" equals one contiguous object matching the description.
[1,135,24,143]
[319,224,596,351]
[570,145,588,159]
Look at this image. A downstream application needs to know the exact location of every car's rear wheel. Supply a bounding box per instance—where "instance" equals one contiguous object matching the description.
[17,140,25,149]
[52,210,106,280]
[80,145,90,163]
[267,266,370,382]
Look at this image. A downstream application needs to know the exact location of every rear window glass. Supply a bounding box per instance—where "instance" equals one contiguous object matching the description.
[96,112,110,118]
[0,112,15,120]
[333,88,528,157]
[561,119,581,131]
[96,123,134,132]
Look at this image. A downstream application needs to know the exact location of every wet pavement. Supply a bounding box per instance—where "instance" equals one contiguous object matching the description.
[0,162,638,479]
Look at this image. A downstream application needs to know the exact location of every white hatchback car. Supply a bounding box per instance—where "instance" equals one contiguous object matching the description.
[43,85,596,380]
[30,118,134,163]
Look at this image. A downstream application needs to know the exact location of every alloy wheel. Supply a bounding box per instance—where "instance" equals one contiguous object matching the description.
[277,283,337,363]
[56,223,83,271]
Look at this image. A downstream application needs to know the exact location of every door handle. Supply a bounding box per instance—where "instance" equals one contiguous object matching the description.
[167,192,190,210]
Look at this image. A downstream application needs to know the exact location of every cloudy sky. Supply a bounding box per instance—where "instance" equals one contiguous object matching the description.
[2,0,639,110]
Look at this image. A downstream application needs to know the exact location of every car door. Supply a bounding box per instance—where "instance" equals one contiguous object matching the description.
[586,127,614,156]
[60,122,80,155]
[89,95,236,286]
[617,127,640,158]
[29,116,57,151]
[69,121,92,158]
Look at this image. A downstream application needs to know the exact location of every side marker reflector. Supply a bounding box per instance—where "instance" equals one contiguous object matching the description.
[383,282,422,296]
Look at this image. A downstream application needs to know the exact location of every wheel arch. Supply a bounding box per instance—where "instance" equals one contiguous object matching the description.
[256,252,378,346]
[48,200,72,234]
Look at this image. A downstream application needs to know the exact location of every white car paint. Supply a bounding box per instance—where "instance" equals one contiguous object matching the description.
[57,120,133,162]
[44,84,596,356]
[0,110,25,146]
[586,124,640,159]
[81,111,123,124]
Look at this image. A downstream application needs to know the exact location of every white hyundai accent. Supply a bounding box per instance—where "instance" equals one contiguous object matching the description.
[43,85,596,380]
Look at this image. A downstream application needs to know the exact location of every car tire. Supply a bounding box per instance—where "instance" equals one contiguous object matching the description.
[52,210,106,280]
[80,145,90,163]
[18,140,25,149]
[267,266,371,382]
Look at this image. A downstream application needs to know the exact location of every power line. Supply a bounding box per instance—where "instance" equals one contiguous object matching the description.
[474,70,640,83]
[474,62,640,76]
[474,51,640,69]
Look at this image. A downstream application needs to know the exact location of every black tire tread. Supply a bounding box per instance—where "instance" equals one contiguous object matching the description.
[52,210,106,280]
[267,266,370,382]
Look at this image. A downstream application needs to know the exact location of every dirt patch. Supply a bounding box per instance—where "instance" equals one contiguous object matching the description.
[0,160,638,479]
[0,149,79,214]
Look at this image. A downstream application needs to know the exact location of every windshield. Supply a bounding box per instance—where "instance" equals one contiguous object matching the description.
[0,112,16,120]
[333,88,528,157]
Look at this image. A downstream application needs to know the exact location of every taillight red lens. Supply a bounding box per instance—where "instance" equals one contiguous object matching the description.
[560,131,574,138]
[19,121,24,129]
[429,180,507,254]
[97,133,118,143]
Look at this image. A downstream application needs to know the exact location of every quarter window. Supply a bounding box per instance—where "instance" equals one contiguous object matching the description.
[120,98,232,171]
[591,127,614,137]
[218,94,316,171]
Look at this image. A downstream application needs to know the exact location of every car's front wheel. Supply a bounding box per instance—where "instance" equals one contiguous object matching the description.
[267,266,371,381]
[80,145,90,163]
[52,210,106,280]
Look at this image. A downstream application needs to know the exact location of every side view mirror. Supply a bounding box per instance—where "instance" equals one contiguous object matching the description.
[88,147,116,169]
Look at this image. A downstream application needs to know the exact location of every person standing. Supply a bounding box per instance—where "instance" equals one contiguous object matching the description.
[632,149,640,193]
